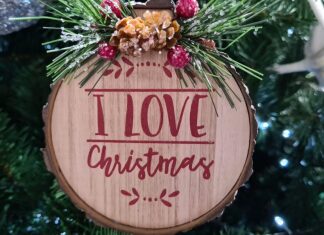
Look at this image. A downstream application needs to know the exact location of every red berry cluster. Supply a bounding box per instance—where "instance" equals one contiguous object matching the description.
[175,0,200,19]
[98,0,121,60]
[100,0,122,19]
[168,0,200,68]
[98,42,118,60]
[167,45,191,68]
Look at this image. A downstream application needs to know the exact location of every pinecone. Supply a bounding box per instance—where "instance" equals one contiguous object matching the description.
[109,11,181,56]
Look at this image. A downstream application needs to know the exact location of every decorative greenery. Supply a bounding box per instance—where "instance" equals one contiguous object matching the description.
[10,0,275,107]
[179,0,268,106]
[11,0,135,87]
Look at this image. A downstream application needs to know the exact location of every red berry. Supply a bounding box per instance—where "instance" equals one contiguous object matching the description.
[98,42,118,60]
[176,0,200,19]
[167,45,191,68]
[100,0,122,18]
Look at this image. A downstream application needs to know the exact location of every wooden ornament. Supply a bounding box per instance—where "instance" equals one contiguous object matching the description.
[43,3,257,234]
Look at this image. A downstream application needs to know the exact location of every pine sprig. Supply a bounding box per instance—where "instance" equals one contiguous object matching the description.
[10,0,267,106]
[182,0,275,40]
[174,0,273,106]
[10,0,134,86]
[180,38,261,107]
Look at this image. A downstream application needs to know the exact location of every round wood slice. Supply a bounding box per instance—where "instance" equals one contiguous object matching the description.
[43,50,257,234]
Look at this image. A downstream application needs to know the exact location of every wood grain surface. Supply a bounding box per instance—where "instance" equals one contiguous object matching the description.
[43,50,257,234]
[43,4,257,234]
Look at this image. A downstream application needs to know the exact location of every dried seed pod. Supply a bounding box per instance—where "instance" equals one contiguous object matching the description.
[110,10,181,56]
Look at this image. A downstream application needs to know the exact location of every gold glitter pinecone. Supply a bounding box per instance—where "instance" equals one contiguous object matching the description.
[109,11,181,56]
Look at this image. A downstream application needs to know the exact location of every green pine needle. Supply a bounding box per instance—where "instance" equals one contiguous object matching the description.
[11,0,134,87]
[10,0,268,107]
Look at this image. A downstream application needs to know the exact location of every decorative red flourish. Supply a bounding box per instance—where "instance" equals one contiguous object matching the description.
[121,188,180,207]
[122,56,135,77]
[163,61,172,78]
[122,56,133,66]
[102,57,135,79]
[160,188,180,207]
[120,188,140,206]
[102,69,113,76]
[113,60,122,79]
[101,57,173,79]
[126,67,134,77]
